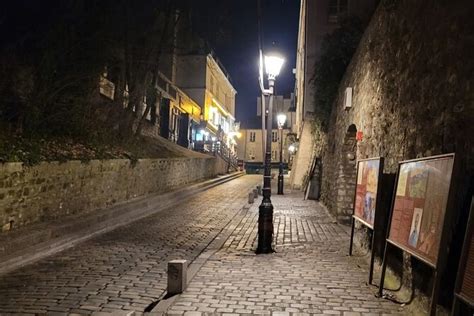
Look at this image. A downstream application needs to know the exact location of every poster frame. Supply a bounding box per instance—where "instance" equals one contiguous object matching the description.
[349,157,384,285]
[378,153,458,316]
[452,196,474,315]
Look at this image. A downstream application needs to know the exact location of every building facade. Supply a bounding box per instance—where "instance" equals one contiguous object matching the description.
[237,128,292,167]
[291,0,377,189]
[237,95,296,173]
[294,0,377,135]
[176,53,238,153]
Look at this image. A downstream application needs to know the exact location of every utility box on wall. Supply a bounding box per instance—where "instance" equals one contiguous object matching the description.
[344,87,353,109]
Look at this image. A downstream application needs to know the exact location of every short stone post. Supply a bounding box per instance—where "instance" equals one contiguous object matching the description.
[253,188,258,198]
[167,260,187,295]
[248,192,254,204]
[256,185,262,195]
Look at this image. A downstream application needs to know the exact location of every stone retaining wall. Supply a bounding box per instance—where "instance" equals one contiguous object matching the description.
[317,0,474,309]
[321,0,474,220]
[0,157,224,231]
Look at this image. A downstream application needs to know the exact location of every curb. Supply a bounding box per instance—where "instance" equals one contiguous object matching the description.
[0,172,245,275]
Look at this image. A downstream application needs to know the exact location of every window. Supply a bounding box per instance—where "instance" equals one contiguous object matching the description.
[249,149,255,160]
[250,132,256,142]
[211,108,220,126]
[272,131,278,142]
[328,0,348,23]
[170,107,181,142]
[272,150,277,161]
[223,120,230,134]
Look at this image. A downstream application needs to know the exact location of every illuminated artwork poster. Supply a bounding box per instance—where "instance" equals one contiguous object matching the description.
[353,158,382,228]
[388,155,455,266]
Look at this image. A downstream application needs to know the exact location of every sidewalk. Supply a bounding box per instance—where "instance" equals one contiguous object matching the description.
[166,186,407,315]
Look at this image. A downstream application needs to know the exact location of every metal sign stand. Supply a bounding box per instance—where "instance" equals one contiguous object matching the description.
[451,196,474,316]
[377,153,458,316]
[349,157,384,285]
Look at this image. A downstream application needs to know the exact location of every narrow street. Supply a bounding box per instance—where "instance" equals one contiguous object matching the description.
[0,1,473,315]
[0,176,260,314]
[0,175,405,315]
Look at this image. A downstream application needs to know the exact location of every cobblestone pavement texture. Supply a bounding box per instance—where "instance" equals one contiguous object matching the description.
[167,186,407,315]
[0,175,261,314]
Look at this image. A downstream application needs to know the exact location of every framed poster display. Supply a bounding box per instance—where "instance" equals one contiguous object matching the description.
[349,157,384,284]
[452,196,474,315]
[378,153,457,316]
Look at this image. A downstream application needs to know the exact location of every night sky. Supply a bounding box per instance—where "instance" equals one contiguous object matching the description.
[0,0,300,129]
[210,0,300,127]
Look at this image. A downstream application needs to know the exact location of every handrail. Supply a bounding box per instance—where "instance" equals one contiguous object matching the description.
[193,140,238,171]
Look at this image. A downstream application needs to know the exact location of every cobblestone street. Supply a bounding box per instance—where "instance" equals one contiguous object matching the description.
[167,181,406,315]
[0,0,472,314]
[0,175,408,315]
[0,176,260,314]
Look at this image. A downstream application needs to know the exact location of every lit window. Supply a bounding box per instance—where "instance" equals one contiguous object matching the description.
[223,121,229,133]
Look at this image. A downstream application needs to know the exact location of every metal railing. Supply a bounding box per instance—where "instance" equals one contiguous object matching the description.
[194,140,238,172]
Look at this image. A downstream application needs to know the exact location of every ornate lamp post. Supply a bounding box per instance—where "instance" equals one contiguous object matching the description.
[277,113,287,195]
[256,53,284,254]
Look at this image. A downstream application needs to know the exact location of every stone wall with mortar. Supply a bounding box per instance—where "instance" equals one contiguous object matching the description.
[320,0,474,219]
[317,0,474,309]
[0,157,225,232]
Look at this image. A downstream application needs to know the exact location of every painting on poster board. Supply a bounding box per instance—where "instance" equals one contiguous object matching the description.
[388,154,455,266]
[354,158,382,228]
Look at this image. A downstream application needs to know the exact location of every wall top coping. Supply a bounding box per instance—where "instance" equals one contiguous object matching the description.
[0,156,216,171]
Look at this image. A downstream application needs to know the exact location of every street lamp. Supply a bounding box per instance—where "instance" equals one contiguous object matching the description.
[256,53,285,254]
[277,113,287,195]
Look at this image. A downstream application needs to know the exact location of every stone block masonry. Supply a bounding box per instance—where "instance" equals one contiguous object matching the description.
[0,157,226,231]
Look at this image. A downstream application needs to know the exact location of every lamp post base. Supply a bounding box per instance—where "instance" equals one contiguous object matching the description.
[256,197,274,254]
[277,174,284,195]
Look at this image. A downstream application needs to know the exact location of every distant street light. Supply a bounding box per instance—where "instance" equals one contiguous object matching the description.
[256,53,284,254]
[277,113,287,195]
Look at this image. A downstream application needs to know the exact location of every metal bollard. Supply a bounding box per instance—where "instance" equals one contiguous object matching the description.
[256,185,262,196]
[253,188,258,198]
[248,192,255,204]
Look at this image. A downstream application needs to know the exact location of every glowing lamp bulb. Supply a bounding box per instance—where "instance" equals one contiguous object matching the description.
[277,113,287,128]
[264,55,284,78]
